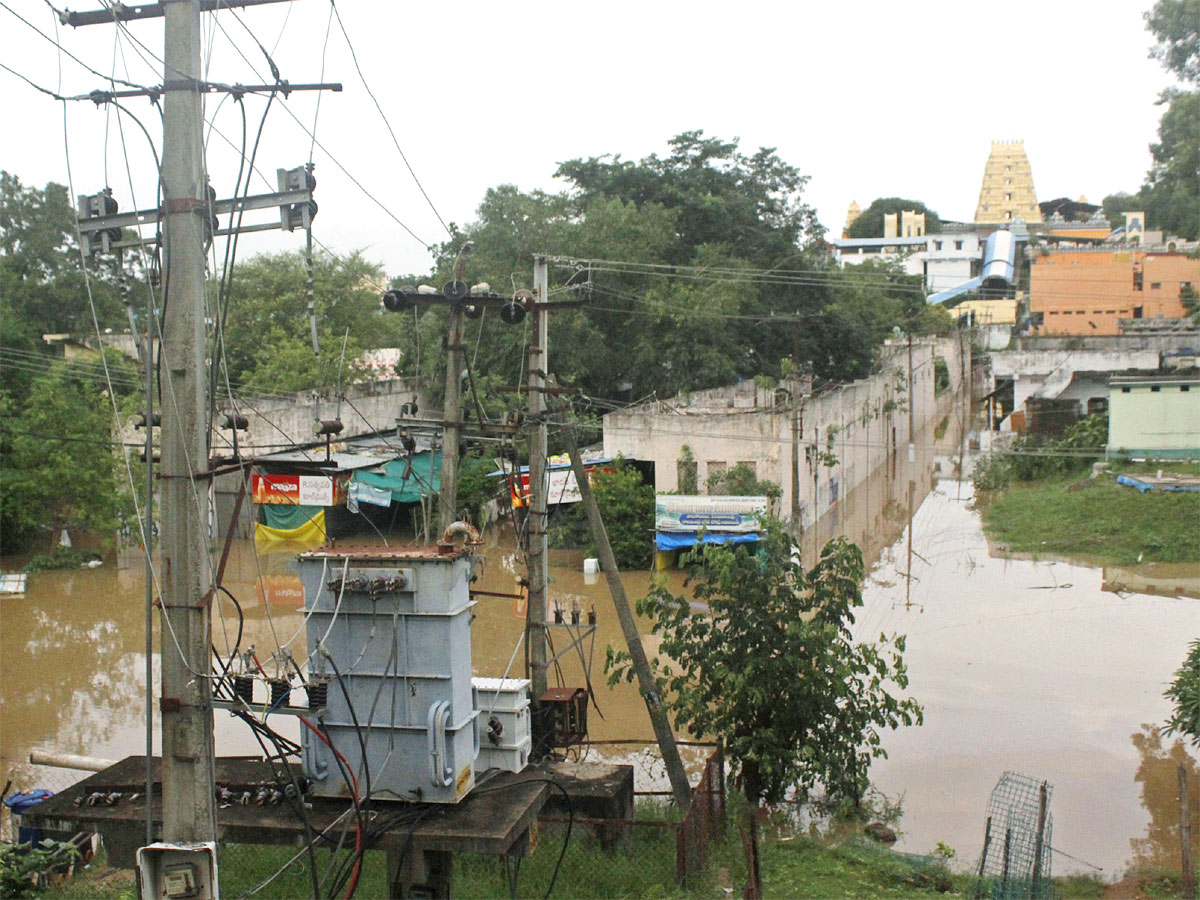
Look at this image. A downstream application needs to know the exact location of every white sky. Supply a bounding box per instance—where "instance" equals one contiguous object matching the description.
[0,1,1176,279]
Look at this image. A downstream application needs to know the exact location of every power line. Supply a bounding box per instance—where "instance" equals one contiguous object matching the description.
[0,1,152,90]
[328,0,451,239]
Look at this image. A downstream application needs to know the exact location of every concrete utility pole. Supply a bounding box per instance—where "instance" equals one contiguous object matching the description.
[527,256,550,702]
[563,429,692,809]
[438,303,465,533]
[159,0,216,843]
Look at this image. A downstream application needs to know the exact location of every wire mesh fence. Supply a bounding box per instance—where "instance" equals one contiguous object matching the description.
[972,771,1054,900]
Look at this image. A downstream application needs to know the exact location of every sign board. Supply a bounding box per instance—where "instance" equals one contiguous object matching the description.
[508,459,614,508]
[655,495,767,533]
[252,472,342,506]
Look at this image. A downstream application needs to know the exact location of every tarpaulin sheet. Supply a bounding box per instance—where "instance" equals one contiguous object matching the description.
[262,503,323,530]
[351,451,440,503]
[255,509,326,554]
[655,531,760,551]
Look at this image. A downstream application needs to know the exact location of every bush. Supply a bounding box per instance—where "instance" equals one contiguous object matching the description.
[973,413,1107,491]
[550,458,654,570]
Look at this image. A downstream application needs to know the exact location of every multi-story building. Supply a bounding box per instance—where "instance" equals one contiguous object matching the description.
[1030,247,1198,335]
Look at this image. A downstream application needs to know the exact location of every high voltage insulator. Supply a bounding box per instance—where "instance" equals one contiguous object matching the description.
[276,165,317,232]
[383,285,415,312]
[77,188,121,252]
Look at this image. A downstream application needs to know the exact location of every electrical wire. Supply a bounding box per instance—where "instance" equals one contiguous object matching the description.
[328,0,451,238]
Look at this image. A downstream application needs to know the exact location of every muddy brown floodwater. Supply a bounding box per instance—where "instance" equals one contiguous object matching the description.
[1,401,1196,877]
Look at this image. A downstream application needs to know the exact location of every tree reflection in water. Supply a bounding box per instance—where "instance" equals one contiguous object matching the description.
[1129,724,1199,871]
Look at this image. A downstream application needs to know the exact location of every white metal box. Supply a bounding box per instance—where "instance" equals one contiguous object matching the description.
[476,735,533,773]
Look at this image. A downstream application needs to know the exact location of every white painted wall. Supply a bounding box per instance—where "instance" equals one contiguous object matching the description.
[603,338,966,529]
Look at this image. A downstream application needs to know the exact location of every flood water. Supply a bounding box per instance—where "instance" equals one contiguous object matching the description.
[1,397,1196,877]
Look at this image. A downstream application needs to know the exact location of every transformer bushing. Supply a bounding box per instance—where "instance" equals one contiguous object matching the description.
[297,546,479,803]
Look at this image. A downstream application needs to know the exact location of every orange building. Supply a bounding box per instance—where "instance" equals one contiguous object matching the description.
[1030,249,1197,335]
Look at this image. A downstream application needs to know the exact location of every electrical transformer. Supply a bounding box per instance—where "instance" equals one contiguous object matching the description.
[297,546,479,804]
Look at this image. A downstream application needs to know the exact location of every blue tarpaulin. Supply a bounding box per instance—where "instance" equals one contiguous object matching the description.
[1117,474,1200,493]
[655,531,760,551]
[351,451,440,503]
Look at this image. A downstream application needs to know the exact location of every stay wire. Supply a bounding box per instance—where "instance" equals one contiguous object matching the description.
[328,0,451,238]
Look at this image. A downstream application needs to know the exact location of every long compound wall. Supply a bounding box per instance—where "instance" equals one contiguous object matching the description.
[603,336,968,530]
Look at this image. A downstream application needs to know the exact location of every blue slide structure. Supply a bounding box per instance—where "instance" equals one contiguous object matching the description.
[927,230,1016,305]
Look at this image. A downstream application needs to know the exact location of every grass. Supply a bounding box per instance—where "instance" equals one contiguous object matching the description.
[760,835,960,898]
[980,472,1200,566]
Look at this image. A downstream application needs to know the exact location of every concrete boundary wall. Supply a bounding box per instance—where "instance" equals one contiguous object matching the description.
[603,337,967,530]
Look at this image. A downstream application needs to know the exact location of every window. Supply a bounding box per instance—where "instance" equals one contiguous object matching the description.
[1133,271,1144,291]
[1049,310,1059,315]
[1107,310,1116,314]
[1182,386,1191,392]
[707,461,727,483]
[1183,281,1194,292]
[1121,387,1132,393]
[1005,193,1012,202]
[738,461,757,480]
[1087,397,1108,414]
[1150,282,1161,290]
[1077,310,1085,315]
[933,240,942,250]
[1005,211,1012,220]
[954,240,963,250]
[1151,386,1161,392]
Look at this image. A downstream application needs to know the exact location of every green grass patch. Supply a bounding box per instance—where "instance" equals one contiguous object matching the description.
[980,475,1200,565]
[760,835,960,898]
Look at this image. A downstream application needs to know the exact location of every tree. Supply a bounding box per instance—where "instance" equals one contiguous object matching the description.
[0,172,126,336]
[1118,1,1200,240]
[610,520,921,807]
[846,197,943,239]
[551,459,655,570]
[1163,638,1200,746]
[219,249,401,395]
[0,355,134,552]
[1146,0,1200,85]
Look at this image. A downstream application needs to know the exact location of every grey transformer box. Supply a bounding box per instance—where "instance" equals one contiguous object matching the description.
[296,546,480,804]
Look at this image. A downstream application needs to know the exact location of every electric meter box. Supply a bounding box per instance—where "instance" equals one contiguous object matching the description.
[297,547,479,804]
[136,842,218,900]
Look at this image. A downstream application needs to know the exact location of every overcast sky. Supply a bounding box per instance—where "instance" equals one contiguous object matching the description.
[0,1,1176,280]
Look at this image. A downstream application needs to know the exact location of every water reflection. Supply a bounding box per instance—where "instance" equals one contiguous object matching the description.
[2,393,1196,877]
[1128,725,1199,871]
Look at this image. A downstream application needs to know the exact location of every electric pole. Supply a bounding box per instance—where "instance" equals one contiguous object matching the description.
[527,255,550,702]
[160,0,216,843]
[439,305,465,533]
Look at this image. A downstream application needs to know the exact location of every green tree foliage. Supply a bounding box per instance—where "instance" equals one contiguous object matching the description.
[0,355,135,552]
[676,444,698,493]
[409,133,938,408]
[707,462,782,501]
[846,197,943,239]
[1105,2,1200,240]
[1146,0,1200,84]
[1163,638,1200,746]
[972,412,1109,491]
[610,520,921,806]
[0,172,126,336]
[219,249,402,395]
[551,459,654,570]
